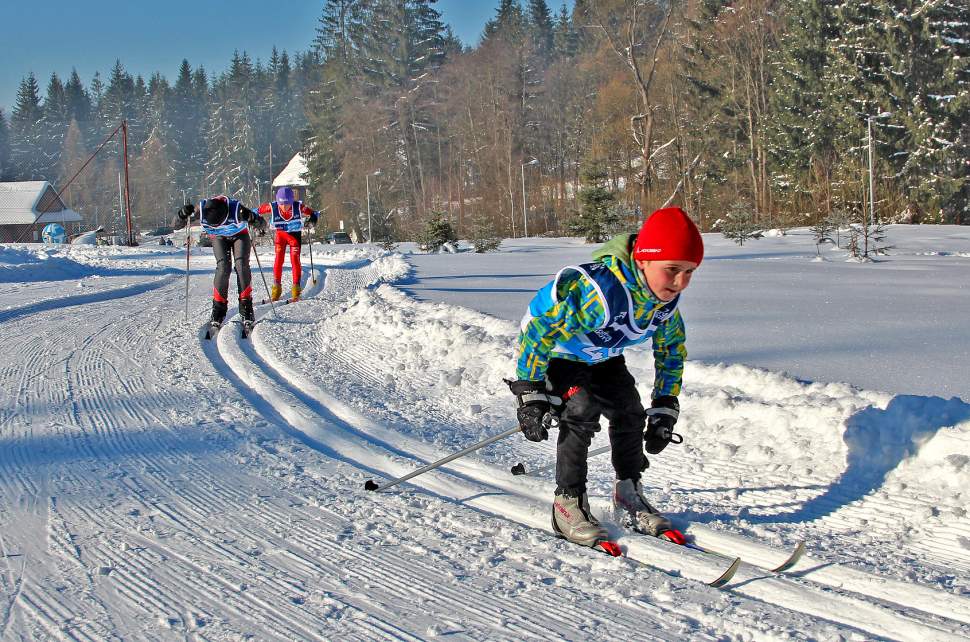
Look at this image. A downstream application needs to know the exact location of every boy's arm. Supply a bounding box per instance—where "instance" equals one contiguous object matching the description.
[239,205,267,233]
[255,203,272,215]
[299,203,319,224]
[651,309,687,398]
[515,271,607,381]
[172,204,195,230]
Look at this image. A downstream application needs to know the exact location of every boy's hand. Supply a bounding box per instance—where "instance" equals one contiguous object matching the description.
[507,379,561,442]
[644,395,681,454]
[178,204,194,219]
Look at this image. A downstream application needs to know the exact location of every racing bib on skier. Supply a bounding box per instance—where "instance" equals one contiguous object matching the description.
[531,261,679,363]
[199,198,248,237]
[270,201,306,233]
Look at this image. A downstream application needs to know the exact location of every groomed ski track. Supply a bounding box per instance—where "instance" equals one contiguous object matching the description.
[1,244,968,640]
[211,256,966,641]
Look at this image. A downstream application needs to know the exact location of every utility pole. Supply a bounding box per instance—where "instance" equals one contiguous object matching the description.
[121,120,134,245]
[521,159,538,237]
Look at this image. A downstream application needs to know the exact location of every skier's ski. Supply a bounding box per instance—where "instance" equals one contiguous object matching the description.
[257,297,299,306]
[205,322,222,340]
[556,528,740,588]
[769,541,806,573]
[238,319,259,339]
[686,540,806,575]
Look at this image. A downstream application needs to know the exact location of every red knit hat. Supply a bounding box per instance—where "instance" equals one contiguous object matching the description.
[632,207,704,265]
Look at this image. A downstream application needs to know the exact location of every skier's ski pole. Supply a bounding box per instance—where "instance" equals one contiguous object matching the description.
[364,426,523,492]
[251,239,279,319]
[511,444,610,476]
[184,222,191,323]
[307,233,317,285]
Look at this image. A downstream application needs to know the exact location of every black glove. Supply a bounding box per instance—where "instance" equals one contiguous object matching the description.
[178,204,194,219]
[247,212,267,234]
[644,395,683,454]
[507,379,562,442]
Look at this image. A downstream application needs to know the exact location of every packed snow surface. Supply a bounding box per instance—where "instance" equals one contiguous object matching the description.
[1,226,968,641]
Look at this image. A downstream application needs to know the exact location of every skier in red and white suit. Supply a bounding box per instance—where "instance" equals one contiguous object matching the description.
[255,187,320,302]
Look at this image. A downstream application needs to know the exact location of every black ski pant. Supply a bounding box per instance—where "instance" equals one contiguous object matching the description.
[211,232,253,302]
[545,356,647,496]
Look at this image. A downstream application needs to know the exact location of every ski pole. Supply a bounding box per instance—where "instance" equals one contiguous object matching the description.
[511,444,610,476]
[251,238,279,319]
[307,233,317,285]
[184,221,191,323]
[364,426,523,493]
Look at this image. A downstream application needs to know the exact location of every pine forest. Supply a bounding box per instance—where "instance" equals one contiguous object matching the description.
[1,0,967,242]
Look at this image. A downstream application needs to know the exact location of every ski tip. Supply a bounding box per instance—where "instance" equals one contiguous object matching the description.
[510,463,526,476]
[364,479,380,492]
[594,540,623,557]
[770,541,807,573]
[708,556,742,589]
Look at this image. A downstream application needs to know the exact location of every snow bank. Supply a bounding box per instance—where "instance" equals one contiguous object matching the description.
[0,243,177,282]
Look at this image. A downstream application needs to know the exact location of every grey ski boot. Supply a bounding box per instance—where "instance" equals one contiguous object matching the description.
[612,478,682,543]
[552,490,610,548]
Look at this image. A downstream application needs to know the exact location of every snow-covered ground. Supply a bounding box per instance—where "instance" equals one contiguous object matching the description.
[1,227,968,640]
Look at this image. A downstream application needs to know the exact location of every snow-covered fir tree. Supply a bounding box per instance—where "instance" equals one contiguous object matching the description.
[10,73,46,180]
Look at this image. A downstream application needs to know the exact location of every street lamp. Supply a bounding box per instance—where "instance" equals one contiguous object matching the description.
[366,169,381,244]
[521,158,538,237]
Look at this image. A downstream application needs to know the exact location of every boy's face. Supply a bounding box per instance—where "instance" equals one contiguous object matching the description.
[635,260,698,301]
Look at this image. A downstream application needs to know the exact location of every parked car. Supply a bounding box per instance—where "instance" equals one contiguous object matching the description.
[325,232,352,245]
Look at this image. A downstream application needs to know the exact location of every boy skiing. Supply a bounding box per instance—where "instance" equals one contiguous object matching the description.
[173,195,267,336]
[254,187,320,302]
[508,207,703,550]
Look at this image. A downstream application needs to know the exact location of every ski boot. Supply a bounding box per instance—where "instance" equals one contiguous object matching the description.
[240,297,255,338]
[612,478,685,544]
[552,489,620,555]
[291,284,302,302]
[206,300,228,339]
[270,282,282,302]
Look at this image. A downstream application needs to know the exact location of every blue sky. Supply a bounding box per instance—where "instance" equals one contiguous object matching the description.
[1,1,573,114]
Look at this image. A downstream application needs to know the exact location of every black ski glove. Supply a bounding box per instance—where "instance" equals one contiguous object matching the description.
[507,379,562,442]
[178,204,194,219]
[644,395,683,454]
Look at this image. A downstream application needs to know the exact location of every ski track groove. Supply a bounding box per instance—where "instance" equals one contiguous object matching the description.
[212,314,676,640]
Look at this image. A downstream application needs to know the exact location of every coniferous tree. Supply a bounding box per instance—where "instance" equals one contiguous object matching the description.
[721,201,757,246]
[552,3,577,58]
[40,73,70,179]
[64,69,92,128]
[11,73,46,179]
[571,161,618,242]
[0,110,10,180]
[528,0,554,57]
[767,0,839,216]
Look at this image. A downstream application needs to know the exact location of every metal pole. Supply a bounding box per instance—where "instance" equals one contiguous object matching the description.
[307,233,316,285]
[117,172,124,240]
[122,121,134,245]
[366,173,372,244]
[184,217,191,323]
[364,426,522,492]
[521,163,528,237]
[868,116,876,227]
[251,241,279,319]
